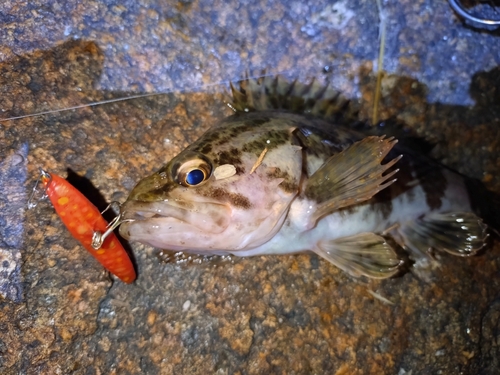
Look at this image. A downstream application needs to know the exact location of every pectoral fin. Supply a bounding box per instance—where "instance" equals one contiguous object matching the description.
[397,212,488,258]
[314,232,402,279]
[304,136,401,222]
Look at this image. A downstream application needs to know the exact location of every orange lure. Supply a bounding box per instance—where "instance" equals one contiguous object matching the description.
[41,171,136,283]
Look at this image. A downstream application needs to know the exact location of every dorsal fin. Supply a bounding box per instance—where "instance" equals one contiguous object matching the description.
[228,75,359,123]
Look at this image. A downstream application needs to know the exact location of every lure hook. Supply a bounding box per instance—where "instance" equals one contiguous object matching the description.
[91,201,132,250]
[27,168,52,209]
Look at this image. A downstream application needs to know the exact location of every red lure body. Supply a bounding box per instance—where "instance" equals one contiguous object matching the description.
[41,172,136,283]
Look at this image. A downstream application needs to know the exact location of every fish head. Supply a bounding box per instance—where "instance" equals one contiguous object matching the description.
[119,122,303,252]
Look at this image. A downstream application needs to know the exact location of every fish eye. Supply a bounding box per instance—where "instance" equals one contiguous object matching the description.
[185,168,207,186]
[175,155,213,187]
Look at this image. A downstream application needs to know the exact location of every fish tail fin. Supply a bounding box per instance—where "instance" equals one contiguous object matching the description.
[396,212,488,259]
[229,74,359,124]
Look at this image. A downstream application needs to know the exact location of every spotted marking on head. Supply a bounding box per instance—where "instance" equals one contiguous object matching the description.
[266,168,299,193]
[242,129,291,155]
[199,143,212,154]
[214,215,227,228]
[199,130,221,145]
[143,180,177,200]
[219,118,273,142]
[244,117,271,128]
[214,148,245,174]
[202,187,252,209]
[191,118,271,155]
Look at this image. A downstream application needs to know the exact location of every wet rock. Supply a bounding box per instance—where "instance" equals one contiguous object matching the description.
[1,0,499,374]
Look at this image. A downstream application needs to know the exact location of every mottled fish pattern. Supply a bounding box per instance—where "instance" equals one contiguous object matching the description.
[119,76,489,278]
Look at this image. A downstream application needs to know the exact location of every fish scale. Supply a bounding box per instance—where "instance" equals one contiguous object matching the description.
[118,76,491,279]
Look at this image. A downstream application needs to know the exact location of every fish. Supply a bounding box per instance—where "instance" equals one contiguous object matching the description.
[118,76,491,278]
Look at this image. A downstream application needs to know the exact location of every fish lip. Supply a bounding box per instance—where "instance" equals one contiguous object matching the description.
[120,199,231,234]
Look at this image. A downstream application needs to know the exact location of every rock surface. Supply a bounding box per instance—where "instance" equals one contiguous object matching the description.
[1,1,499,374]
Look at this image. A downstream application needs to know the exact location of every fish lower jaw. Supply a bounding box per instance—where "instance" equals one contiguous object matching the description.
[121,200,232,233]
[118,216,228,250]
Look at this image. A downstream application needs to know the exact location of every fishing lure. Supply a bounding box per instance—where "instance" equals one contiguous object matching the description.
[38,170,136,283]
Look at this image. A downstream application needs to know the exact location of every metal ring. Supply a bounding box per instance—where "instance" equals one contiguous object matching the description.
[448,0,500,26]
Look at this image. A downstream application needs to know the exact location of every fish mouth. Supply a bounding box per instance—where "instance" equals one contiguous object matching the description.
[119,199,231,241]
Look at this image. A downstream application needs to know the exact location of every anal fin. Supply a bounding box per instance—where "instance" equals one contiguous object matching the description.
[314,232,402,279]
[304,136,401,222]
[398,212,488,258]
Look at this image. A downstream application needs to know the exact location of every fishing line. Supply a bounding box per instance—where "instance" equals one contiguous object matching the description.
[0,70,293,122]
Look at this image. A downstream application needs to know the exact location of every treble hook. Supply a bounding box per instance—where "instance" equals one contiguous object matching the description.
[91,201,132,250]
[27,168,52,209]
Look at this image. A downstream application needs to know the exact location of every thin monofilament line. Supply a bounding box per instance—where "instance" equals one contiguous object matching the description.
[372,0,387,125]
[0,71,291,122]
[0,92,166,122]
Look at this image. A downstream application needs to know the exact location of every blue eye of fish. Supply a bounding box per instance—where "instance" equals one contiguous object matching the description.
[175,155,213,187]
[185,169,206,186]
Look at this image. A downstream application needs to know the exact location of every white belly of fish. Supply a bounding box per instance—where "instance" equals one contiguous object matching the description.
[235,168,472,257]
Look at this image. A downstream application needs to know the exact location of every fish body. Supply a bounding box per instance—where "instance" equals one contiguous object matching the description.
[119,77,488,278]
